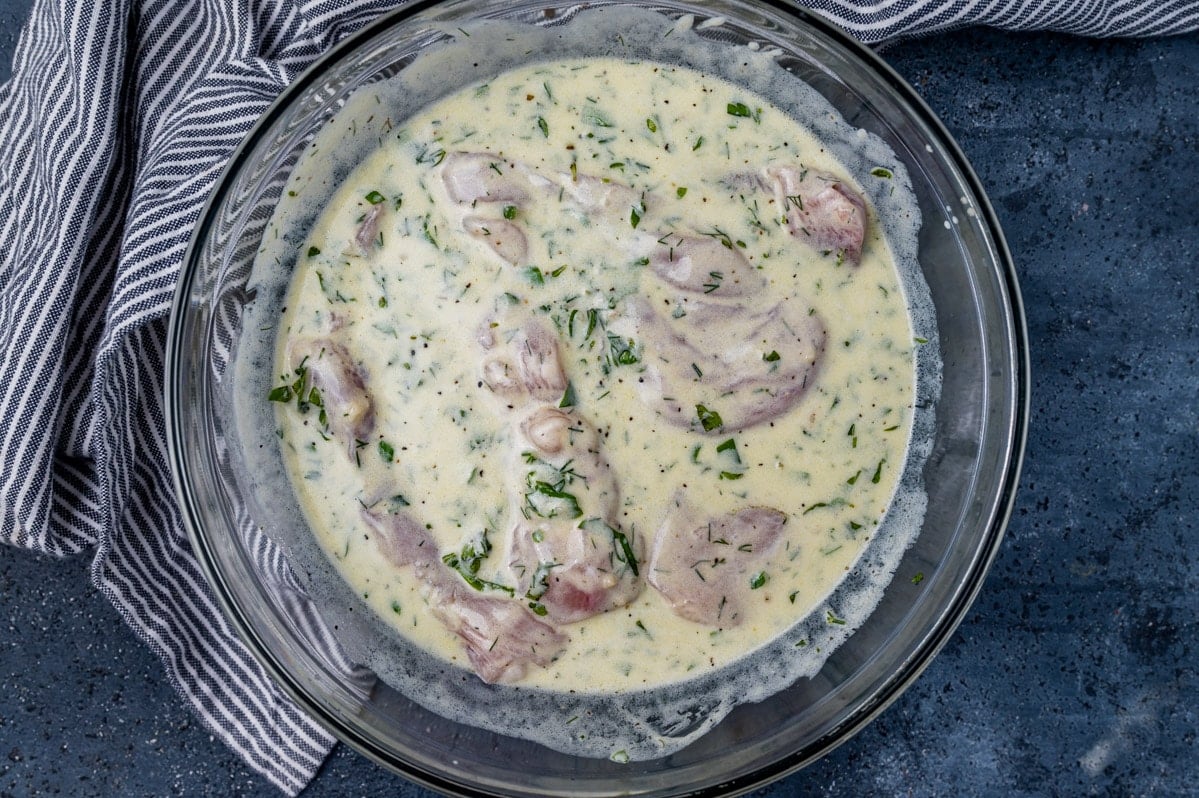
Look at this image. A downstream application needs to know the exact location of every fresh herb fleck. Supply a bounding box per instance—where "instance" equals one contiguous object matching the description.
[559,382,577,408]
[696,404,723,432]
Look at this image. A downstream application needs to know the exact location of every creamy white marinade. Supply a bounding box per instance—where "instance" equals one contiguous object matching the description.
[236,6,938,761]
[271,57,916,692]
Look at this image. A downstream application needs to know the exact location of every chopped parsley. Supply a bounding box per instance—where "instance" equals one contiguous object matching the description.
[695,404,723,432]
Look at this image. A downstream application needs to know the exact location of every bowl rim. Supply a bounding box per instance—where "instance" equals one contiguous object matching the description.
[166,1,1030,794]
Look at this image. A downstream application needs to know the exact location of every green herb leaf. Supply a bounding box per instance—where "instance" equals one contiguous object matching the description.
[676,186,688,198]
[502,205,518,220]
[607,333,640,366]
[537,116,549,137]
[727,102,752,118]
[306,246,321,257]
[443,531,514,595]
[378,440,395,462]
[364,190,385,205]
[583,108,614,128]
[268,386,292,402]
[696,404,723,432]
[559,382,577,408]
[612,529,639,576]
[870,167,893,179]
[749,571,768,589]
[763,350,781,362]
[646,117,658,133]
[579,518,639,576]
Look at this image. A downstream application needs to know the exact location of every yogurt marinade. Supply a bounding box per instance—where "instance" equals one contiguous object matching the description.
[273,57,915,691]
[239,6,937,760]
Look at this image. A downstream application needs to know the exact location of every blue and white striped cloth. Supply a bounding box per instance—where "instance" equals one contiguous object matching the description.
[1,0,1195,794]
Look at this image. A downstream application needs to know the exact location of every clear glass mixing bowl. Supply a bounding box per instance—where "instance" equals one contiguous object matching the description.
[166,0,1028,794]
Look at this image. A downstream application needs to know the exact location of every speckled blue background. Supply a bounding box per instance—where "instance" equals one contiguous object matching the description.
[2,3,1196,796]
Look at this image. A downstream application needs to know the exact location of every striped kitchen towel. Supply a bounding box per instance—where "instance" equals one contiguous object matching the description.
[1,0,1196,794]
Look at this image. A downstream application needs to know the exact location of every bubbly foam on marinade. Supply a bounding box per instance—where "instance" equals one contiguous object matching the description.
[236,7,939,761]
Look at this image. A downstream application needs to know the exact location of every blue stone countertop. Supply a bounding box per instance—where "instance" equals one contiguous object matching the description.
[2,13,1196,798]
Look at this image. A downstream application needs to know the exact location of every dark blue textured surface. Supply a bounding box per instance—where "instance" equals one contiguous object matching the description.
[2,6,1197,796]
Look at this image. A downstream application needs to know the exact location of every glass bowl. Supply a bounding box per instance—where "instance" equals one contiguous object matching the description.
[166,0,1028,794]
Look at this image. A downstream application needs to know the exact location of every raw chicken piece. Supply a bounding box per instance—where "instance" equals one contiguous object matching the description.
[287,338,375,451]
[353,204,384,254]
[463,216,528,265]
[439,151,648,270]
[440,150,636,216]
[505,405,642,624]
[475,316,642,623]
[362,507,567,684]
[763,164,867,264]
[610,295,826,433]
[648,503,788,626]
[649,233,766,297]
[440,152,530,204]
[555,171,640,220]
[479,319,568,404]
